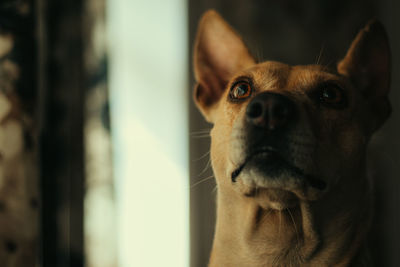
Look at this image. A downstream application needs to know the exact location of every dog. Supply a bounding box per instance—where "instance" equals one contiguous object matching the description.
[193,10,391,266]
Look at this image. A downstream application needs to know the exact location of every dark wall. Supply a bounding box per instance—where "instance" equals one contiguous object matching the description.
[189,1,400,266]
[370,1,400,266]
[40,0,85,266]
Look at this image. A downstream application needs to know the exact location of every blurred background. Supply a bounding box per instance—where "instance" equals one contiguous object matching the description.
[0,0,398,266]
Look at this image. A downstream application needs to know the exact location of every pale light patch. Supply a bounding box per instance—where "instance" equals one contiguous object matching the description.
[2,60,20,81]
[0,120,23,159]
[0,34,13,58]
[114,118,188,267]
[84,117,116,267]
[108,0,189,266]
[0,161,4,189]
[0,93,11,121]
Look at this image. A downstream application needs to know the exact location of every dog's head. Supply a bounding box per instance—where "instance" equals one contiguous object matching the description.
[193,10,391,210]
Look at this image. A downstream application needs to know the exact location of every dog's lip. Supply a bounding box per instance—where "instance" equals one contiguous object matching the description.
[230,147,282,182]
[231,147,327,192]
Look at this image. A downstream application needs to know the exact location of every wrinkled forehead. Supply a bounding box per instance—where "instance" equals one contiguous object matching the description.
[238,61,343,93]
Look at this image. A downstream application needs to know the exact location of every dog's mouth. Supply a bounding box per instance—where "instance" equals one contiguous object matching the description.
[231,148,327,192]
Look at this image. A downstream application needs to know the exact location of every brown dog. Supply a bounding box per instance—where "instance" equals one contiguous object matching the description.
[193,10,391,266]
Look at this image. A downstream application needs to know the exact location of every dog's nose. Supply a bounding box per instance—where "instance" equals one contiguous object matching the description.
[246,92,296,130]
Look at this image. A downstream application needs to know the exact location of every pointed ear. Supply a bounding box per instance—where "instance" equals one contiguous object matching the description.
[193,10,256,123]
[337,20,391,131]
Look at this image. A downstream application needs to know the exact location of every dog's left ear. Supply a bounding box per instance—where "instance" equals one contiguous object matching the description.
[193,10,256,123]
[338,20,391,132]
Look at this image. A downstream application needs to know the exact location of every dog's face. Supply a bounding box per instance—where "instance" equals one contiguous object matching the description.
[209,63,371,210]
[194,11,390,211]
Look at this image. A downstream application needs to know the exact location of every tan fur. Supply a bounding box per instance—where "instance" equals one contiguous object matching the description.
[193,10,391,267]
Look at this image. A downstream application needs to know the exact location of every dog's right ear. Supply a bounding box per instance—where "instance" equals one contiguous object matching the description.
[193,10,255,123]
[337,20,391,132]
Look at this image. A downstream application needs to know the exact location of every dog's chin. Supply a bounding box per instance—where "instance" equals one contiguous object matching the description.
[238,172,303,211]
[232,151,328,206]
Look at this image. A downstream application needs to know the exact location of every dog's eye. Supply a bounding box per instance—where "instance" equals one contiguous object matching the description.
[318,84,347,108]
[230,82,252,100]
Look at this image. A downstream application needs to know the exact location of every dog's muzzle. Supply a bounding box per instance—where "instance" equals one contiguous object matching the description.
[231,92,327,192]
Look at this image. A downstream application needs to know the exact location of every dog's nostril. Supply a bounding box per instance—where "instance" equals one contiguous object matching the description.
[247,102,263,118]
[246,92,296,129]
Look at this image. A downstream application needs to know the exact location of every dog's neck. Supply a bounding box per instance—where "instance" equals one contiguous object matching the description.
[209,169,372,267]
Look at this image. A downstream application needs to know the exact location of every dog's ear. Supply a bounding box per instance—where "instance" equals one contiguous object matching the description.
[193,10,255,123]
[338,20,391,131]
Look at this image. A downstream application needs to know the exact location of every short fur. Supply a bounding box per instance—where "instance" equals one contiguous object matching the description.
[193,10,391,267]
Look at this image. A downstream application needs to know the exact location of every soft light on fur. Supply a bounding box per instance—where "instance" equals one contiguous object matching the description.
[193,10,391,267]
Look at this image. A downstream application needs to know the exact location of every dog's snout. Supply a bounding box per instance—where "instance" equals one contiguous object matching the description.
[246,92,296,130]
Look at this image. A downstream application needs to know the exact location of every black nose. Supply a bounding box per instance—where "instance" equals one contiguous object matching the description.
[246,92,296,130]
